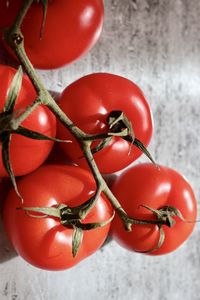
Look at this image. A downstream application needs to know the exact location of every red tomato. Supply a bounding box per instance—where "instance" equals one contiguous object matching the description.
[0,177,11,206]
[0,0,104,69]
[0,65,56,177]
[111,163,197,255]
[3,164,113,270]
[57,73,153,174]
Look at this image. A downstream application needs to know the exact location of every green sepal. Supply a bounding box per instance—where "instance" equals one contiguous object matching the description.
[72,226,83,257]
[108,128,128,137]
[133,204,187,253]
[108,111,156,164]
[41,1,48,38]
[1,132,22,201]
[18,204,114,258]
[140,204,185,228]
[14,126,71,143]
[91,137,112,155]
[90,110,133,154]
[125,136,156,165]
[133,138,156,165]
[90,110,156,165]
[0,110,20,134]
[108,110,135,141]
[159,205,185,227]
[135,225,165,254]
[64,212,115,256]
[62,211,115,230]
[160,205,185,222]
[4,66,23,113]
[19,206,61,219]
[36,0,48,39]
[18,205,115,229]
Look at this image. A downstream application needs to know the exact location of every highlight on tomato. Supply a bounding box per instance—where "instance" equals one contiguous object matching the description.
[0,65,56,177]
[57,73,153,174]
[0,0,104,69]
[111,163,197,255]
[3,164,113,270]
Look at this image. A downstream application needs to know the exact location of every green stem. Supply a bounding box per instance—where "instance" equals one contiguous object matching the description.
[11,98,41,129]
[46,98,85,139]
[11,0,34,30]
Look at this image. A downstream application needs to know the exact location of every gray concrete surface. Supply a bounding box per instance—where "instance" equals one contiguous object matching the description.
[1,0,200,299]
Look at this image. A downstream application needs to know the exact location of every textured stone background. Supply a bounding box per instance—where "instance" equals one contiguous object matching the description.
[1,0,200,299]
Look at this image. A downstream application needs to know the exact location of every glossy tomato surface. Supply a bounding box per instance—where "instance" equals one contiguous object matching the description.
[0,65,56,177]
[0,0,104,69]
[3,164,113,270]
[111,163,197,255]
[57,73,153,174]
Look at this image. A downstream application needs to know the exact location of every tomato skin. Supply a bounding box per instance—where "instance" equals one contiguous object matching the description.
[57,73,153,174]
[3,164,113,270]
[111,163,197,255]
[0,178,11,206]
[0,65,56,177]
[0,0,104,69]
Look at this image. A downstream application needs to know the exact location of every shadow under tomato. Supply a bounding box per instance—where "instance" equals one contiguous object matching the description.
[48,90,60,102]
[44,142,75,166]
[0,217,17,264]
[0,41,19,68]
[103,173,118,188]
[101,234,113,249]
[0,177,18,263]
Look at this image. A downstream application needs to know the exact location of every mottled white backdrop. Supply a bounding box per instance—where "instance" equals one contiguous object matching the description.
[1,0,200,299]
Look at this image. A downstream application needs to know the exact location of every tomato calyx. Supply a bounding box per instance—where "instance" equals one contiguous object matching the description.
[117,204,186,253]
[89,110,156,165]
[135,204,185,253]
[0,67,71,201]
[140,204,185,228]
[0,111,20,133]
[18,203,114,257]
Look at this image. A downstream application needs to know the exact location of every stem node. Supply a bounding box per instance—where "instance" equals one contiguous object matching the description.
[12,32,23,46]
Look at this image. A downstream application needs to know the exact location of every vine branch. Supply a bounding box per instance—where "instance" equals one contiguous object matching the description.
[2,0,173,240]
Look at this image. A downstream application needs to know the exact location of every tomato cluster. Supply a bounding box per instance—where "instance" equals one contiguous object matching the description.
[0,1,197,271]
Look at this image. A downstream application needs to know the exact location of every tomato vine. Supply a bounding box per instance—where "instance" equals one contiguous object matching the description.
[0,0,197,262]
[2,0,155,228]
